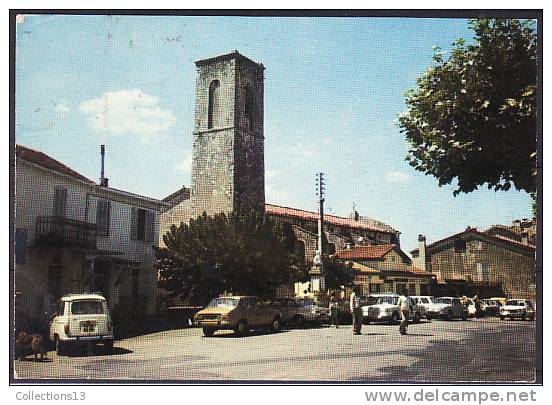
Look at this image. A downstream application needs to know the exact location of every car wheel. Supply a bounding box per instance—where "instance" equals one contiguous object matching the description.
[235,320,249,336]
[426,314,431,321]
[500,316,505,321]
[293,315,305,327]
[202,327,215,337]
[104,340,113,354]
[55,336,66,356]
[271,317,281,333]
[389,312,400,325]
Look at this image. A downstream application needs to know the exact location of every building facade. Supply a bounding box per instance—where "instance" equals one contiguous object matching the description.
[14,145,168,329]
[332,244,433,297]
[411,226,536,301]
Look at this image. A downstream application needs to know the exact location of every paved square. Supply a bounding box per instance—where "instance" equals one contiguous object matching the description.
[13,318,535,382]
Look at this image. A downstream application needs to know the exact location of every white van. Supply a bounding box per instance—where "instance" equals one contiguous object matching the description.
[49,293,114,355]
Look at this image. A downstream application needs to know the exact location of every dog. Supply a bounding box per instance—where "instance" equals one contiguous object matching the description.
[14,331,47,361]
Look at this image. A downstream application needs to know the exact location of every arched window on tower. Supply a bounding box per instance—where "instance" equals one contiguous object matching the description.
[208,80,221,129]
[244,84,255,131]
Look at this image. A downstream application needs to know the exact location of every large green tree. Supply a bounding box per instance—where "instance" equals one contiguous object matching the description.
[155,210,304,306]
[399,19,537,195]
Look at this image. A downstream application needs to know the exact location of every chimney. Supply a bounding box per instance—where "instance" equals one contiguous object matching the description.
[416,234,427,272]
[99,144,109,187]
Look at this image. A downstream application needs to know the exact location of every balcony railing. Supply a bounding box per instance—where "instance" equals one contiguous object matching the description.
[35,216,97,249]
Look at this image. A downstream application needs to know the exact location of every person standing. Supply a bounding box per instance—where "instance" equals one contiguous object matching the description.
[397,294,410,335]
[329,295,339,329]
[350,286,362,335]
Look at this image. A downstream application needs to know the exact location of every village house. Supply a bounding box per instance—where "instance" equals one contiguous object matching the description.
[14,145,168,329]
[411,223,536,301]
[331,244,434,297]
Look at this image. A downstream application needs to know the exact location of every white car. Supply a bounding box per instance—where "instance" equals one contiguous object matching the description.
[49,293,114,355]
[429,297,469,320]
[361,294,425,324]
[500,299,536,321]
[410,296,438,320]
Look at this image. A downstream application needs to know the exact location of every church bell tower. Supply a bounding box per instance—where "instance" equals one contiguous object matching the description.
[190,51,265,216]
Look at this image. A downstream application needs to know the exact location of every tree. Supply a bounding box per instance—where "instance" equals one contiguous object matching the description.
[323,258,359,292]
[399,19,537,195]
[155,210,303,306]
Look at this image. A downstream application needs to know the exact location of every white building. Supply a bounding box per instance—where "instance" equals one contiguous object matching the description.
[14,145,168,327]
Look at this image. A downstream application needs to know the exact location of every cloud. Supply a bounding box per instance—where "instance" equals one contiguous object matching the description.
[385,171,412,183]
[80,89,176,139]
[55,100,70,113]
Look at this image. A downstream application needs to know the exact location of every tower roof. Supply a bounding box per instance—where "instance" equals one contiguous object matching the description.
[195,50,264,69]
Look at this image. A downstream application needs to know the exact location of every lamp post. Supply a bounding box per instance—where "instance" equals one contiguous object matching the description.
[309,172,326,294]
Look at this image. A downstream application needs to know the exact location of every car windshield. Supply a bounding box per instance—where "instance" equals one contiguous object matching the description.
[71,300,105,315]
[506,300,524,306]
[434,298,452,305]
[365,296,398,305]
[206,298,240,308]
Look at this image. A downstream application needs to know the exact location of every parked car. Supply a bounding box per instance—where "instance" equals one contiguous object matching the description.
[429,297,468,320]
[410,296,438,320]
[361,294,425,324]
[194,296,282,337]
[49,293,114,355]
[482,299,501,316]
[499,299,536,321]
[268,297,330,326]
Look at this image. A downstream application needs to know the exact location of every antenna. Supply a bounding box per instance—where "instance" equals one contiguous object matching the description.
[100,145,109,187]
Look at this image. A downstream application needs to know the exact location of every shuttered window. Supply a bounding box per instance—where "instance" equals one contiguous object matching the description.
[15,228,28,265]
[145,210,155,242]
[52,187,68,217]
[131,207,155,242]
[96,200,111,237]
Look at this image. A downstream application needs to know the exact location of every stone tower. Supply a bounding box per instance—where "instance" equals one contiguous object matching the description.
[191,51,265,216]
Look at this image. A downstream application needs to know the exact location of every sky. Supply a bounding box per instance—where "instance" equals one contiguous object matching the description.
[14,14,533,254]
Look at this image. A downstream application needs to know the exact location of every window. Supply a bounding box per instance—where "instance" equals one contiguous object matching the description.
[15,228,28,265]
[454,239,467,253]
[244,84,255,130]
[131,207,155,242]
[96,200,111,237]
[53,187,67,217]
[476,263,489,282]
[208,80,221,129]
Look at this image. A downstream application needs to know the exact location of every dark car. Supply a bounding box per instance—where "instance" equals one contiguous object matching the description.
[268,297,330,327]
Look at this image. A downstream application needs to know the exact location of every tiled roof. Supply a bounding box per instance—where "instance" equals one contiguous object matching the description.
[16,145,94,184]
[265,204,397,234]
[332,244,396,260]
[406,266,433,277]
[427,228,536,255]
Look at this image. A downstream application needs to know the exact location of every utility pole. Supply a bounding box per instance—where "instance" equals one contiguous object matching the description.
[310,172,326,294]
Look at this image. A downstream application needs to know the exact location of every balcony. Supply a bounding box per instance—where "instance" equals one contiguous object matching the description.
[35,216,97,250]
